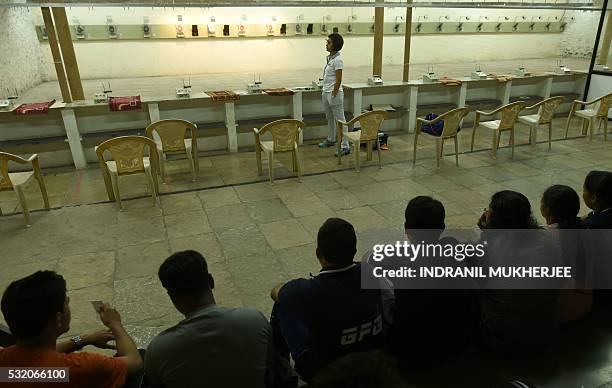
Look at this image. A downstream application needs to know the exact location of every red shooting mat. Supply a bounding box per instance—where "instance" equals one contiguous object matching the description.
[13,100,56,115]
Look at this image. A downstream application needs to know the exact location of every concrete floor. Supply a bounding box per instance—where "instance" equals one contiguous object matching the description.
[19,57,590,102]
[2,117,612,387]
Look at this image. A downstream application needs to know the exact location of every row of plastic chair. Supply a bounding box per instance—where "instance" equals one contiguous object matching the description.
[254,110,389,183]
[1,93,609,223]
[413,93,612,167]
[94,119,200,210]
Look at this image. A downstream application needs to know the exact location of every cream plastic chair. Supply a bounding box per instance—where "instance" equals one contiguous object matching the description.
[336,110,388,171]
[565,93,612,141]
[254,119,304,183]
[0,152,49,227]
[470,101,527,159]
[145,119,199,183]
[518,96,564,151]
[95,136,160,210]
[413,107,470,168]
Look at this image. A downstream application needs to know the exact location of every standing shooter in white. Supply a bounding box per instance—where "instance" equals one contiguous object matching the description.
[319,33,350,156]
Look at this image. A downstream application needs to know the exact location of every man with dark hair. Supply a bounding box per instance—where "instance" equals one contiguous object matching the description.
[145,250,272,388]
[392,196,475,365]
[0,271,142,387]
[270,218,386,381]
[319,33,350,156]
[404,195,446,241]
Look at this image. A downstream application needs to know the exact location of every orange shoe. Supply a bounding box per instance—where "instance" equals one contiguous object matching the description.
[380,144,389,150]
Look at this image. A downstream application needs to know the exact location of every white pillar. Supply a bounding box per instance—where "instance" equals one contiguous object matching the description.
[408,85,419,133]
[292,92,304,145]
[353,89,363,116]
[61,108,87,169]
[502,81,512,105]
[543,77,553,99]
[458,83,468,107]
[148,103,160,123]
[225,102,238,152]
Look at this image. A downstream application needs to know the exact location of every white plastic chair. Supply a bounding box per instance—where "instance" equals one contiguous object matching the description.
[0,152,50,227]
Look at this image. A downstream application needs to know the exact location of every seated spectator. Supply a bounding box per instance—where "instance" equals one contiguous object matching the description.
[270,218,387,381]
[309,350,409,388]
[391,196,476,365]
[0,271,142,388]
[477,190,560,354]
[541,184,592,323]
[145,250,272,388]
[582,171,612,307]
[583,170,612,229]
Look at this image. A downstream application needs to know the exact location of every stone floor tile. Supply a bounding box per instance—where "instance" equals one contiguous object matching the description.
[206,203,253,229]
[370,199,409,228]
[198,186,241,209]
[161,191,203,215]
[113,275,182,326]
[297,211,338,237]
[116,241,171,280]
[244,199,293,224]
[300,174,342,193]
[214,224,273,260]
[282,194,333,218]
[115,218,166,247]
[164,210,212,239]
[207,262,243,308]
[226,253,288,317]
[234,183,278,203]
[259,219,314,250]
[330,170,377,187]
[316,188,363,210]
[275,243,320,280]
[58,251,116,290]
[335,206,388,232]
[169,233,223,262]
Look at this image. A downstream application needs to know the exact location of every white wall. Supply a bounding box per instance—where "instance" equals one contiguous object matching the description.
[34,33,563,80]
[0,2,44,95]
[559,10,601,58]
[23,5,600,81]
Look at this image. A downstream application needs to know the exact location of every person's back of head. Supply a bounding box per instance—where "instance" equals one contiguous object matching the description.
[158,250,214,313]
[317,218,356,267]
[487,190,538,229]
[404,196,445,241]
[541,185,580,226]
[309,350,409,388]
[584,170,612,211]
[1,271,68,340]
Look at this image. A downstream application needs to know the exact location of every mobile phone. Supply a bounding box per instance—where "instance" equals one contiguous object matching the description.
[90,301,104,313]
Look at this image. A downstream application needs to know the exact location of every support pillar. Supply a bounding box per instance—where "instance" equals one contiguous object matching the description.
[52,7,85,100]
[41,7,71,103]
[402,5,413,82]
[597,12,612,65]
[225,102,238,152]
[373,0,384,77]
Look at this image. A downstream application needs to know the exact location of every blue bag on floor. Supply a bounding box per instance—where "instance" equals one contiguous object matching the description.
[421,113,445,136]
